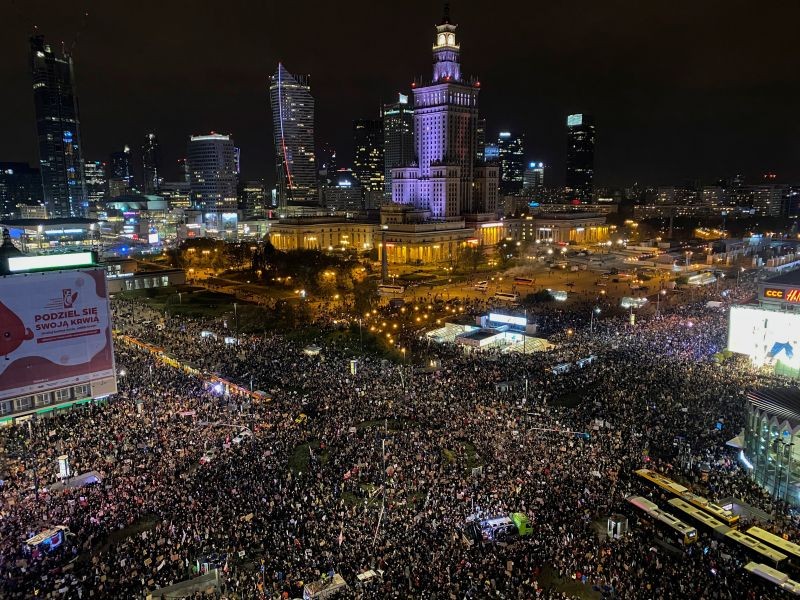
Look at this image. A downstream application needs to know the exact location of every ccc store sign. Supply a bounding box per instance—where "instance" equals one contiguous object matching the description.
[764,288,784,299]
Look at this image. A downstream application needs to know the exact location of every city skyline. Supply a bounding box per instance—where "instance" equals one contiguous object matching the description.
[3,1,800,188]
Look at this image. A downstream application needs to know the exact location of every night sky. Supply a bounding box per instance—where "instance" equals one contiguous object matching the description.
[3,0,800,188]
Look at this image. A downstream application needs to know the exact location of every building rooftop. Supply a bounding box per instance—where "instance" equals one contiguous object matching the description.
[764,270,800,287]
[0,217,97,227]
[747,387,800,424]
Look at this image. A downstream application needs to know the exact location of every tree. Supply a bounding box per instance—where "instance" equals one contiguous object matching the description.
[353,278,378,315]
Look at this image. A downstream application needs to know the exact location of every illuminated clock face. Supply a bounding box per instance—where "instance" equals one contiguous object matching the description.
[446,33,454,45]
[438,33,446,46]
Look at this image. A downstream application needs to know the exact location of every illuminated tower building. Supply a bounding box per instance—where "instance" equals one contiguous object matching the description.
[269,63,317,207]
[392,4,491,217]
[565,113,595,203]
[30,35,87,217]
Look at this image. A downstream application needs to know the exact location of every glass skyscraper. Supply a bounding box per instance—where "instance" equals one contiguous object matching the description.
[84,160,107,206]
[497,131,525,195]
[565,113,595,203]
[353,119,384,194]
[382,93,414,198]
[141,133,161,195]
[30,35,87,217]
[269,63,317,207]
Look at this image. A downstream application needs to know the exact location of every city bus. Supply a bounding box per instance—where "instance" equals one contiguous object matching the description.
[725,529,788,567]
[635,468,739,528]
[378,284,404,296]
[627,496,697,546]
[493,292,520,303]
[744,562,800,596]
[667,498,729,536]
[748,527,800,568]
[513,277,535,287]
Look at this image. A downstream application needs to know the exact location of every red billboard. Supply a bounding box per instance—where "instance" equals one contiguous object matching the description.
[0,268,116,401]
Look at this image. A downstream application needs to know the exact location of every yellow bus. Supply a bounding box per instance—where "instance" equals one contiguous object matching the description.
[748,527,800,565]
[635,468,739,528]
[725,529,787,567]
[667,498,730,535]
[627,496,698,546]
[744,562,800,595]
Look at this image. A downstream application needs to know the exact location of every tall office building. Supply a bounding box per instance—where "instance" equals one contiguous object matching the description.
[159,181,192,210]
[176,158,191,183]
[269,63,317,207]
[0,163,42,218]
[141,133,161,194]
[30,35,87,217]
[84,160,107,206]
[108,145,135,197]
[391,6,496,217]
[565,113,595,203]
[187,133,238,213]
[353,119,384,195]
[523,161,545,195]
[320,169,363,212]
[497,132,525,195]
[475,118,486,162]
[238,180,268,218]
[382,93,415,198]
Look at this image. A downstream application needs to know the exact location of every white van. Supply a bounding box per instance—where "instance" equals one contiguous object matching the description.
[474,281,489,291]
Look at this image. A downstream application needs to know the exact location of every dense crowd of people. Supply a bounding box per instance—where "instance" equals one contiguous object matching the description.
[1,272,799,599]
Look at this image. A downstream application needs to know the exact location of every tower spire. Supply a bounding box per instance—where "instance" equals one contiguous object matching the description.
[442,2,450,24]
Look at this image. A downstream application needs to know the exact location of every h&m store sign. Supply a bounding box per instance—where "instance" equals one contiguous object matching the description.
[763,287,800,302]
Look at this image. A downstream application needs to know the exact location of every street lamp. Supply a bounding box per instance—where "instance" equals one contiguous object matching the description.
[656,288,667,316]
[590,307,601,335]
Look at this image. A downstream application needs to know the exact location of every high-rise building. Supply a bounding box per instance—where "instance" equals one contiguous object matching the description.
[317,143,338,179]
[475,118,486,162]
[320,169,363,212]
[565,113,595,203]
[523,162,545,194]
[749,184,788,217]
[0,162,42,218]
[84,160,107,206]
[141,133,161,194]
[497,132,525,195]
[484,143,499,162]
[159,181,192,210]
[176,158,191,183]
[269,63,317,207]
[238,180,268,218]
[187,133,238,213]
[391,6,494,218]
[108,145,135,197]
[30,35,87,217]
[382,93,415,198]
[353,119,384,195]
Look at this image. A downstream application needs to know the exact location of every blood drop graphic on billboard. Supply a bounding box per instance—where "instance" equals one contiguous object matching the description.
[0,268,115,401]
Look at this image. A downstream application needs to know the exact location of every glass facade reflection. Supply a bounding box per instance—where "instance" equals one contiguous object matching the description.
[744,388,800,506]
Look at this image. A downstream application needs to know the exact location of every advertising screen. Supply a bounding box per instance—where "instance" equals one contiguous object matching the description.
[488,313,527,327]
[0,268,116,401]
[729,305,800,375]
